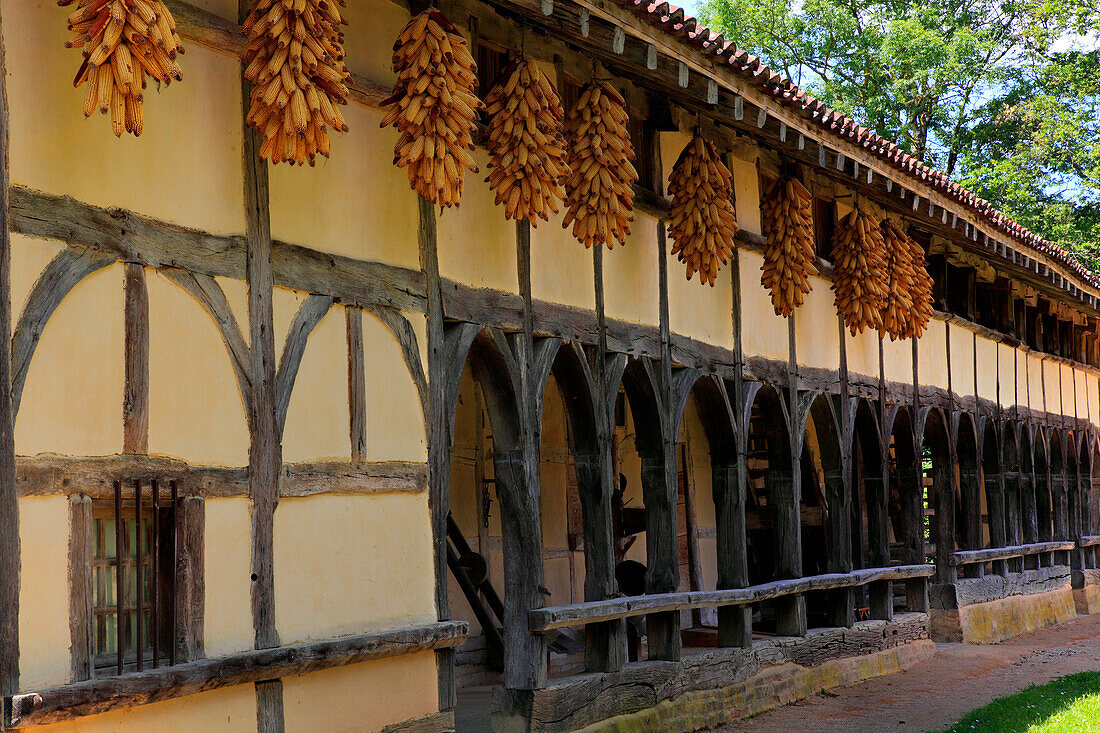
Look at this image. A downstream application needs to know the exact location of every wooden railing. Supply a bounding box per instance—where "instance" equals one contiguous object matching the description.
[1079,536,1100,548]
[529,565,935,633]
[950,541,1075,578]
[1079,536,1100,571]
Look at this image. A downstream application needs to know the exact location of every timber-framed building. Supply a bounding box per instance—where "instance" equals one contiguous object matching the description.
[1,0,1099,731]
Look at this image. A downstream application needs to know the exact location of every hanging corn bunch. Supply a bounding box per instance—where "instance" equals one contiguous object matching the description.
[382,9,481,207]
[667,134,739,286]
[62,0,184,137]
[562,82,637,248]
[831,209,888,335]
[241,0,351,165]
[484,58,569,224]
[760,176,816,317]
[879,219,934,339]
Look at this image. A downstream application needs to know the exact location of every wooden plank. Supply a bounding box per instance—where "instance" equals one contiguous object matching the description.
[123,264,150,454]
[6,621,468,728]
[15,455,427,499]
[949,541,1075,566]
[68,494,93,683]
[274,294,334,438]
[346,308,367,462]
[0,1,18,702]
[528,565,935,631]
[175,496,205,663]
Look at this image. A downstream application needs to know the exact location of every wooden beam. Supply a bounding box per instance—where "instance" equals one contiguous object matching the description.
[528,565,935,630]
[5,621,468,728]
[67,494,94,683]
[175,496,205,663]
[0,0,19,700]
[274,294,334,438]
[949,541,1075,566]
[346,307,367,462]
[123,264,150,454]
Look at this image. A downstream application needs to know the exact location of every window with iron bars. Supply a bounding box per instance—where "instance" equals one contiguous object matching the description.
[91,480,179,675]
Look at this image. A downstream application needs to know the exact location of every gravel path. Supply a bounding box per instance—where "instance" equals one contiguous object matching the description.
[717,613,1100,733]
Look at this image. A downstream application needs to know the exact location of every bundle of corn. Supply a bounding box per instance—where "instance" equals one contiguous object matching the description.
[484,58,568,224]
[62,0,184,136]
[562,82,637,248]
[879,219,934,339]
[759,176,815,316]
[241,0,351,165]
[831,209,888,335]
[667,134,739,286]
[382,9,481,207]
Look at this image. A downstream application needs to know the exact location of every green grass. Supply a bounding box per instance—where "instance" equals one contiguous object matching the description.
[940,671,1100,732]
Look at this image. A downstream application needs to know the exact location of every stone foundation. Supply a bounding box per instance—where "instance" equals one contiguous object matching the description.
[1073,569,1100,615]
[931,585,1077,644]
[491,613,932,732]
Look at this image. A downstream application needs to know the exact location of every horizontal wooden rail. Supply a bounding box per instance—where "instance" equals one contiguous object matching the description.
[949,541,1076,567]
[529,565,934,632]
[1079,535,1100,548]
[4,620,467,728]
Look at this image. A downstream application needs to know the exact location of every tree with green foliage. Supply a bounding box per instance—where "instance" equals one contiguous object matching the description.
[696,0,1100,267]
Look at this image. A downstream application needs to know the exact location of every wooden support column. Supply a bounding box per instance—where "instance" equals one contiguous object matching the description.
[776,317,806,637]
[644,224,681,661]
[346,307,366,462]
[1020,458,1038,546]
[828,315,854,628]
[934,459,957,584]
[901,340,923,566]
[985,460,1007,574]
[123,264,149,455]
[868,339,891,621]
[68,495,94,683]
[959,464,982,551]
[419,196,456,709]
[579,245,626,673]
[0,1,19,705]
[1053,460,1069,542]
[240,0,283,723]
[1004,464,1022,548]
[716,250,751,648]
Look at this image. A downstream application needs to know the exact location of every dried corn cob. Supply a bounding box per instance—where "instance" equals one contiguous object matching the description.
[831,209,888,335]
[242,0,351,166]
[382,9,481,207]
[62,0,184,136]
[484,58,569,224]
[760,176,816,317]
[879,219,934,339]
[562,81,637,248]
[667,133,739,286]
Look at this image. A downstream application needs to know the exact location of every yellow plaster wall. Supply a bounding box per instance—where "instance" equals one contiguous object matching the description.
[1029,353,1046,414]
[660,131,691,193]
[342,0,406,86]
[28,684,257,733]
[844,329,878,382]
[267,103,420,269]
[1086,373,1099,428]
[436,148,518,294]
[949,325,976,398]
[998,343,1018,409]
[282,653,438,733]
[147,271,249,466]
[16,264,123,457]
[603,214,660,326]
[531,215,597,311]
[795,275,839,370]
[882,335,913,386]
[1016,349,1029,411]
[1063,364,1079,419]
[1045,359,1063,415]
[5,3,244,235]
[190,0,236,20]
[730,158,761,235]
[974,336,998,404]
[667,252,734,348]
[361,311,428,462]
[17,497,70,692]
[277,293,351,464]
[917,319,948,390]
[204,497,255,658]
[739,249,787,361]
[11,235,66,328]
[273,494,436,644]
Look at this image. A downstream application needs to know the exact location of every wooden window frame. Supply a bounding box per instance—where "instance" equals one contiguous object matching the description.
[69,485,205,682]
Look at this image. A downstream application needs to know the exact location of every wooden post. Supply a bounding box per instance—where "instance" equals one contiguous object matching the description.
[68,495,94,682]
[645,225,681,661]
[985,461,1008,575]
[868,339,892,621]
[580,245,626,673]
[346,307,366,462]
[829,315,854,628]
[123,264,149,455]
[0,1,19,705]
[240,0,283,722]
[775,317,805,637]
[934,459,957,584]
